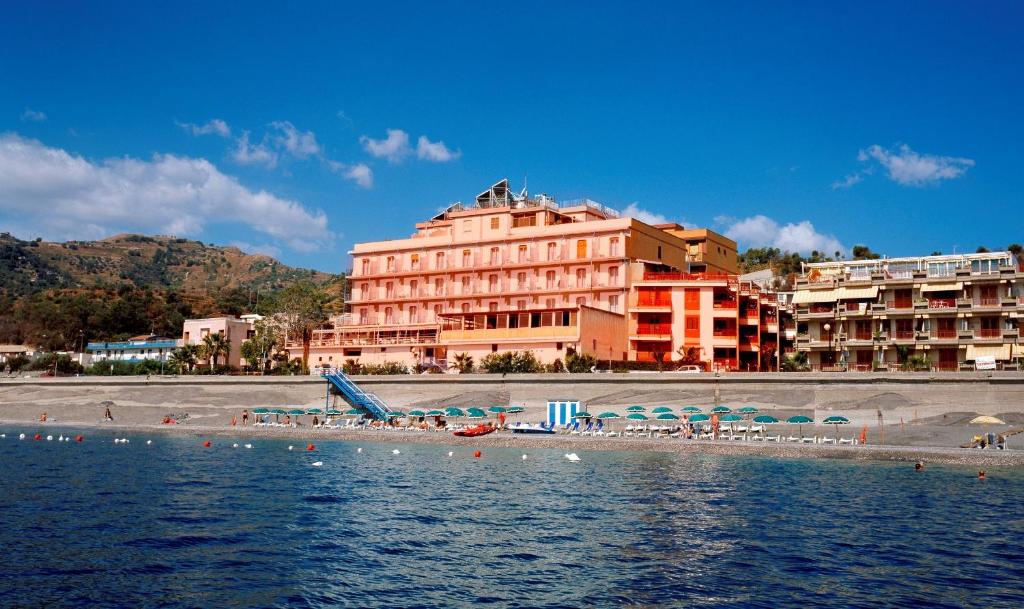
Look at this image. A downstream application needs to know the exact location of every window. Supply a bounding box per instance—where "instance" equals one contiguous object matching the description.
[556,342,563,351]
[685,315,700,338]
[577,239,588,259]
[384,307,393,324]
[517,272,527,290]
[462,249,472,267]
[463,220,472,233]
[489,247,500,265]
[610,237,620,256]
[488,274,499,292]
[609,295,619,311]
[518,244,528,262]
[410,253,420,269]
[517,300,527,310]
[461,303,470,313]
[488,302,498,312]
[386,256,395,272]
[385,282,394,298]
[409,306,417,322]
[575,268,586,287]
[490,217,500,230]
[361,258,370,274]
[657,245,662,259]
[410,279,418,296]
[434,278,443,295]
[547,242,558,260]
[576,297,586,306]
[435,252,445,269]
[433,304,441,319]
[545,270,556,289]
[358,309,368,324]
[545,298,555,308]
[461,276,470,293]
[609,266,619,285]
[491,344,498,352]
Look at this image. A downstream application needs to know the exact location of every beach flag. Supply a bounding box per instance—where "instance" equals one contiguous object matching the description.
[547,400,580,427]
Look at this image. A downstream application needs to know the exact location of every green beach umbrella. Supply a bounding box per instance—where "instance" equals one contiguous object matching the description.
[753,415,780,424]
[506,406,524,414]
[720,414,743,423]
[787,415,814,439]
[596,411,621,419]
[626,405,646,412]
[465,408,486,419]
[270,408,287,415]
[287,409,305,415]
[652,406,673,414]
[681,406,703,413]
[445,407,465,417]
[306,408,324,415]
[426,409,445,417]
[326,409,343,415]
[386,411,405,418]
[626,413,648,421]
[252,408,270,414]
[711,406,732,414]
[573,411,594,419]
[737,406,759,415]
[656,413,680,421]
[488,406,507,414]
[822,415,851,440]
[689,413,710,423]
[408,409,426,417]
[344,408,363,416]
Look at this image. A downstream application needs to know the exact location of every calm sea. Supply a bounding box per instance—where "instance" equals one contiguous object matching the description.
[1,429,1021,608]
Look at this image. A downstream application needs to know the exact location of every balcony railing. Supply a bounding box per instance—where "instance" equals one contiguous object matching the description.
[636,323,672,335]
[976,328,1002,338]
[887,300,914,310]
[892,330,915,339]
[932,329,957,339]
[636,296,672,307]
[713,330,738,338]
[928,298,957,309]
[974,298,1001,307]
[851,332,873,341]
[714,300,738,309]
[809,305,834,314]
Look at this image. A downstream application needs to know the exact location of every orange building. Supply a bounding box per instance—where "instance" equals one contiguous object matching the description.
[295,179,757,371]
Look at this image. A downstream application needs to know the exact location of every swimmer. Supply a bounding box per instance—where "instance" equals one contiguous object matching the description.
[978,470,986,480]
[914,461,924,471]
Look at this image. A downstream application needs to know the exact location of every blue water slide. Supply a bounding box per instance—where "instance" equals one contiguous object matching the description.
[322,369,393,420]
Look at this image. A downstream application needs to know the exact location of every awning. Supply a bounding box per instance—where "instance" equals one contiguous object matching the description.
[966,344,1011,360]
[1012,344,1024,358]
[919,282,963,293]
[792,289,838,304]
[837,286,879,300]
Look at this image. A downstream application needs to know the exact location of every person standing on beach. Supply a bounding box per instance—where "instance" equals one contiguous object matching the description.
[242,409,249,426]
[711,413,720,439]
[104,407,113,422]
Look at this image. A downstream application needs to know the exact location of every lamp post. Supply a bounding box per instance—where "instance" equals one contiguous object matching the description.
[823,323,833,367]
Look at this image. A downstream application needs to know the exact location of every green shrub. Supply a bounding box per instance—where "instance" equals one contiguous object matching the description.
[565,352,596,373]
[480,350,541,374]
[361,361,409,375]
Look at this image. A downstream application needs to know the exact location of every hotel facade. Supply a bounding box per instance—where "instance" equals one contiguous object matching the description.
[791,252,1024,371]
[297,179,786,371]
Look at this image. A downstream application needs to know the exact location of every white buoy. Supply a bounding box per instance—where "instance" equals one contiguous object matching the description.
[46,435,53,441]
[522,454,528,460]
[146,440,152,445]
[19,433,26,440]
[356,447,362,453]
[392,449,400,455]
[232,443,239,448]
[124,439,130,444]
[58,435,64,441]
[244,443,252,449]
[288,445,294,451]
[565,453,581,462]
[312,461,323,467]
[447,451,453,457]
[1,433,5,439]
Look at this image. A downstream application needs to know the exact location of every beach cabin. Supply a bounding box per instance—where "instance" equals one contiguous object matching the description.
[547,400,582,427]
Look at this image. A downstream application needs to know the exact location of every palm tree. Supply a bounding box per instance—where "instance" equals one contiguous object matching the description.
[168,344,200,373]
[201,333,231,371]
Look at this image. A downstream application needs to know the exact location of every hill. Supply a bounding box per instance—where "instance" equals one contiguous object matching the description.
[0,232,344,350]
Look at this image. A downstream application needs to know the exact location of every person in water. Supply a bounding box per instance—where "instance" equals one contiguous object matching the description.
[978,470,986,480]
[914,461,924,471]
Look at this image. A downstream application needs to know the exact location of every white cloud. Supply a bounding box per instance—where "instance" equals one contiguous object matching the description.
[722,214,845,255]
[416,135,460,162]
[229,241,282,258]
[830,172,864,190]
[858,144,974,187]
[232,131,278,168]
[21,108,47,123]
[0,134,332,252]
[327,160,373,188]
[620,202,671,225]
[360,129,412,163]
[177,118,231,138]
[270,121,320,159]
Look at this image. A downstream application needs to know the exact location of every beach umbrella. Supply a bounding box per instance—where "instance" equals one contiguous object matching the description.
[573,412,594,419]
[681,406,703,413]
[386,410,405,418]
[737,406,759,415]
[822,415,850,440]
[626,413,648,421]
[252,408,270,414]
[270,408,287,414]
[688,413,710,423]
[444,407,465,417]
[326,409,343,415]
[626,405,646,412]
[753,415,780,439]
[596,411,621,419]
[488,406,507,414]
[652,406,673,414]
[711,406,732,414]
[719,414,743,423]
[970,415,1005,425]
[306,408,324,415]
[344,408,363,416]
[287,409,305,415]
[426,409,445,417]
[408,409,426,417]
[465,408,486,419]
[506,406,524,414]
[787,415,813,439]
[656,413,680,421]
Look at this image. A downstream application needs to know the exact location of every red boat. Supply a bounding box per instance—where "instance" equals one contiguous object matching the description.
[453,424,496,438]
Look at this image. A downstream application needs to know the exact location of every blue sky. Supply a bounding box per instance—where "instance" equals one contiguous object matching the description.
[2,1,1022,272]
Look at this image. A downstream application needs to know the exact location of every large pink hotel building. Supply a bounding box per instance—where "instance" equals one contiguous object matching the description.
[301,179,774,370]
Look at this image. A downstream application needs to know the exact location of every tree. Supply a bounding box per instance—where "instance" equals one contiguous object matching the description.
[269,281,328,374]
[1008,243,1023,256]
[780,351,809,372]
[240,319,277,373]
[480,350,541,374]
[976,246,990,253]
[565,351,596,373]
[675,346,702,366]
[451,352,474,373]
[201,332,230,370]
[851,245,881,260]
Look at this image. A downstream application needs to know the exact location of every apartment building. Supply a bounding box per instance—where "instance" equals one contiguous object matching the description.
[792,252,1024,371]
[627,267,787,371]
[181,315,260,368]
[301,179,735,369]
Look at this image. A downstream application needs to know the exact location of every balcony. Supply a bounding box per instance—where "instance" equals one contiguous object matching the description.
[636,323,672,336]
[713,300,738,309]
[440,325,578,343]
[886,300,914,311]
[975,328,1003,340]
[974,298,1002,309]
[848,332,873,343]
[931,329,958,339]
[892,330,916,340]
[927,298,957,311]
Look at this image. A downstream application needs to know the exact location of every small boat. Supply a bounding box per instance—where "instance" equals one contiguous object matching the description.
[511,426,556,435]
[453,424,496,438]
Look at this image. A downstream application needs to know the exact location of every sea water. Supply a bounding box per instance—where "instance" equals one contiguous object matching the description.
[1,429,1021,608]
